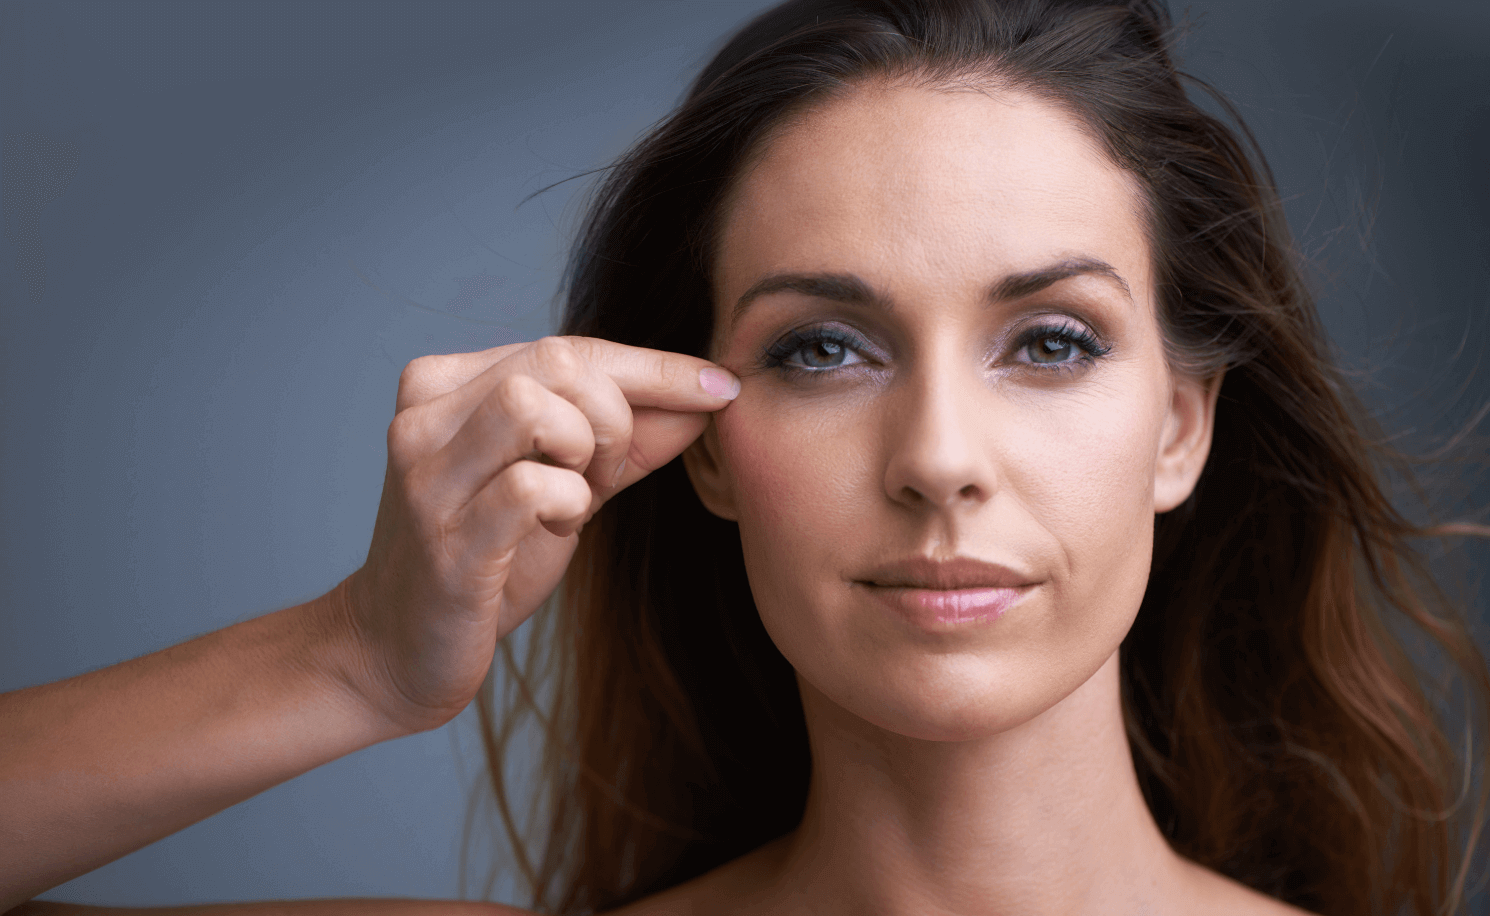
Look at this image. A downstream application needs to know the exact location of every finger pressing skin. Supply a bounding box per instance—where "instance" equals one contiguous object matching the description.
[417,375,597,515]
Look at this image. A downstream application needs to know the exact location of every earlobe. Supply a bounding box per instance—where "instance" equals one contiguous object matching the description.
[1153,369,1225,514]
[682,420,740,521]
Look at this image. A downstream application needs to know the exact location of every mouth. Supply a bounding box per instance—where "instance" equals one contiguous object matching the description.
[854,555,1039,627]
[864,583,1033,625]
[856,554,1036,591]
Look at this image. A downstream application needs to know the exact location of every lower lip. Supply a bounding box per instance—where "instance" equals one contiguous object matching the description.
[867,584,1032,627]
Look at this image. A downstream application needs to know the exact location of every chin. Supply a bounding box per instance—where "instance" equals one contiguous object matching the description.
[798,646,1090,743]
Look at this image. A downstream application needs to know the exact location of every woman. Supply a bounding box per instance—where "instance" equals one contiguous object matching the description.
[4,0,1487,914]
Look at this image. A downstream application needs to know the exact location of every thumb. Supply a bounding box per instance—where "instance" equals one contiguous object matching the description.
[615,408,712,490]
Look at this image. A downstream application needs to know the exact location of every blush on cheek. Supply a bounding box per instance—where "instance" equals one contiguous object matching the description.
[715,403,808,529]
[715,398,868,538]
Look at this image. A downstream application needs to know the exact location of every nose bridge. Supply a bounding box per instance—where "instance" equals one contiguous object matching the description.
[882,349,994,510]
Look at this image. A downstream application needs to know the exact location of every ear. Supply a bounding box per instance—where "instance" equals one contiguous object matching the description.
[1153,369,1224,514]
[682,418,740,521]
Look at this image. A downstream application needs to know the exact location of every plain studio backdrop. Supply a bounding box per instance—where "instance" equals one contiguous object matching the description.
[2,0,1488,909]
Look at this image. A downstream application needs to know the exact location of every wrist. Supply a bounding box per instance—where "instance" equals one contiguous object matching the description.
[298,574,423,743]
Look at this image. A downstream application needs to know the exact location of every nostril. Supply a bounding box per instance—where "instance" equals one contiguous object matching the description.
[896,483,984,508]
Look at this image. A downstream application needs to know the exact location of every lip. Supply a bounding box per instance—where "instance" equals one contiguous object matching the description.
[855,556,1039,628]
[857,555,1036,591]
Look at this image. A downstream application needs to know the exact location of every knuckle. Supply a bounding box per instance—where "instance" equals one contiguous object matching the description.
[652,353,684,391]
[500,460,546,506]
[386,406,429,458]
[529,335,584,384]
[557,335,597,365]
[396,354,466,413]
[397,354,441,398]
[491,374,545,426]
[397,355,428,390]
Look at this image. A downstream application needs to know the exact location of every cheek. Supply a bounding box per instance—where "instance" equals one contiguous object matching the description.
[711,386,891,643]
[1030,396,1157,528]
[1014,379,1164,620]
[714,390,871,546]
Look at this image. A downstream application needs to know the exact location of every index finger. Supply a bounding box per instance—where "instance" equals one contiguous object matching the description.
[561,337,739,410]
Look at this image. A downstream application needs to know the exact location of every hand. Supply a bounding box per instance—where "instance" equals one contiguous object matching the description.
[335,336,739,734]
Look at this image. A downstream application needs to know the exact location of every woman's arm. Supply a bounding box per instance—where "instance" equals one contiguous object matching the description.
[1,339,735,912]
[0,579,405,911]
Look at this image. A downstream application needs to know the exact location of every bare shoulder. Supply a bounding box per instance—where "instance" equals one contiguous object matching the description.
[1180,860,1321,916]
[604,846,1324,916]
[602,837,790,916]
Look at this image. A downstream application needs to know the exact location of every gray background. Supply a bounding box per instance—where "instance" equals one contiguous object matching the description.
[2,0,1487,909]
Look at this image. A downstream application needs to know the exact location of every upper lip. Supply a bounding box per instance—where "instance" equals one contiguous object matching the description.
[857,556,1036,590]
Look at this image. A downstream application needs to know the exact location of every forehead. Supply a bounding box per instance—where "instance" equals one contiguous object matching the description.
[715,83,1151,312]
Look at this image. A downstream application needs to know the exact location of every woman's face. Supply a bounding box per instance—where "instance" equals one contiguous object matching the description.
[686,83,1217,741]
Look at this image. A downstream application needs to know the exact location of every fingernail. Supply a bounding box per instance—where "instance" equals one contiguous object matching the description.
[610,458,628,488]
[699,367,741,400]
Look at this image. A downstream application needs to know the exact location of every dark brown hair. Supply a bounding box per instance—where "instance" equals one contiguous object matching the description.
[474,2,1490,913]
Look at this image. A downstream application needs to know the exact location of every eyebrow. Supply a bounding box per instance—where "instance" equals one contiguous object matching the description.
[730,256,1133,324]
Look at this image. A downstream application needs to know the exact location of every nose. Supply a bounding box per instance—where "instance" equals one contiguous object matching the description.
[881,365,997,511]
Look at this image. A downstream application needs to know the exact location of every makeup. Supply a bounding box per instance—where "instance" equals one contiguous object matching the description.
[865,583,1035,628]
[854,557,1038,628]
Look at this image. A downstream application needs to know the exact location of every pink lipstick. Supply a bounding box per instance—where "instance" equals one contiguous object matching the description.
[856,556,1038,627]
[868,584,1033,626]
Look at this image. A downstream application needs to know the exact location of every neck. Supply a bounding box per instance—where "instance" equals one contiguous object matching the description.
[766,652,1191,916]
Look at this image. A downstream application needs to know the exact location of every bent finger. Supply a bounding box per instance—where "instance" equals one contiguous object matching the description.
[480,337,635,492]
[413,337,635,492]
[396,342,529,412]
[611,408,713,491]
[459,460,592,558]
[422,376,597,510]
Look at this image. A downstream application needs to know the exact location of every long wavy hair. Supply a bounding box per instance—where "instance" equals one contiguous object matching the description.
[470,1,1490,913]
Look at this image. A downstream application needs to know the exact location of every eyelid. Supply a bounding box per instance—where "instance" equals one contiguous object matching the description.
[758,313,1110,377]
[761,322,878,374]
[1008,308,1097,342]
[1005,316,1110,369]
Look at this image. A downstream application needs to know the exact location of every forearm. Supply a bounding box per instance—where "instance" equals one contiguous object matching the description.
[0,580,406,910]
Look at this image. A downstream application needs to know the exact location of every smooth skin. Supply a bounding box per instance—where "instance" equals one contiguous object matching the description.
[2,83,1318,916]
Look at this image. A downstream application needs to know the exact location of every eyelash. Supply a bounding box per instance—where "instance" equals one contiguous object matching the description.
[762,326,867,374]
[761,321,1111,379]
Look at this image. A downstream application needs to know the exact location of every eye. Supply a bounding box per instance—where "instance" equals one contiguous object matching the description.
[763,326,869,374]
[1012,321,1109,373]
